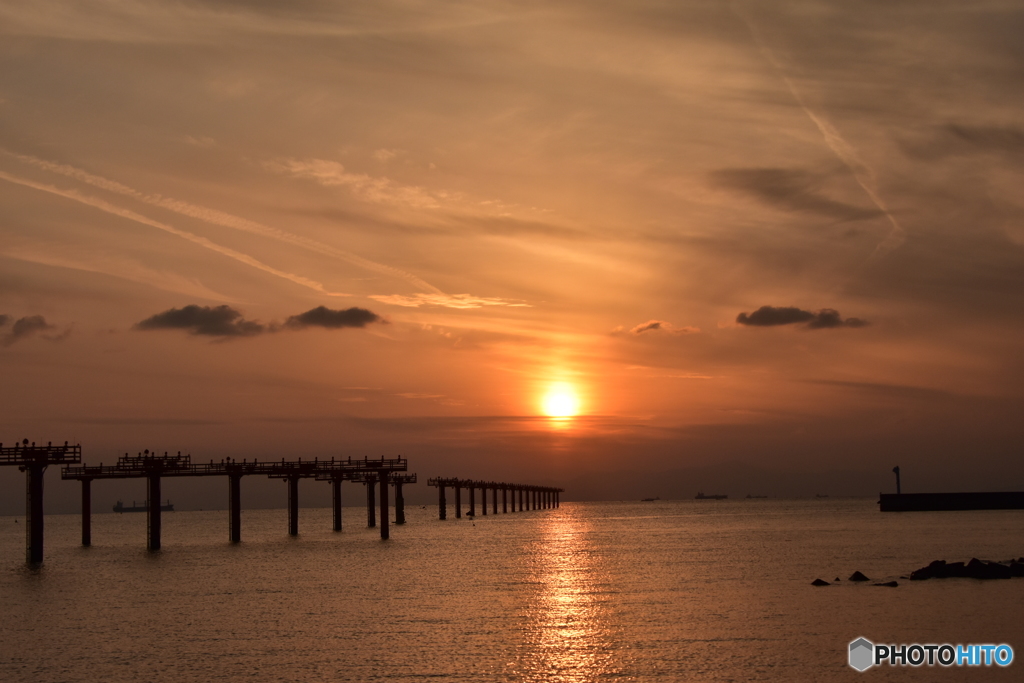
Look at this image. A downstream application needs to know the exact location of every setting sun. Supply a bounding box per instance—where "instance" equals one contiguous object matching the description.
[541,383,580,418]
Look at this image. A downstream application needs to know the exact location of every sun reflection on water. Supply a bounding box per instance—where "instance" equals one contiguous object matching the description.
[515,509,621,681]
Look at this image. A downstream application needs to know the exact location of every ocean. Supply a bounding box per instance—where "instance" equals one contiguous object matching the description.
[2,499,1023,681]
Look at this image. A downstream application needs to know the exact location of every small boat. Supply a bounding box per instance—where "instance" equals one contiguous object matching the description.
[746,494,768,499]
[695,492,727,500]
[815,494,829,499]
[113,499,174,513]
[641,497,660,502]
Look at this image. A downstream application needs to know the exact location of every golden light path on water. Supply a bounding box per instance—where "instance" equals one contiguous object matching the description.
[516,508,624,681]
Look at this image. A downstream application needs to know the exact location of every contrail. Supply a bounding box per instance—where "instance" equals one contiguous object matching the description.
[0,170,347,296]
[2,150,445,295]
[730,2,905,259]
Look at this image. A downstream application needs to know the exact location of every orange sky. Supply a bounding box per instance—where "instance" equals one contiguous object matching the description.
[2,1,1023,507]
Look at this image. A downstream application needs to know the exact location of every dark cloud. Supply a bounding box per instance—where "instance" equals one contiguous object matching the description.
[0,314,9,327]
[901,124,1024,160]
[134,305,265,337]
[631,320,666,334]
[711,168,884,222]
[3,315,58,347]
[284,306,382,329]
[737,306,868,329]
[134,304,384,337]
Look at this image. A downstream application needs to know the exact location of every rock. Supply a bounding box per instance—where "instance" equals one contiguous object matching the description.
[849,571,870,582]
[811,578,830,586]
[873,581,899,587]
[1011,562,1024,578]
[834,577,841,582]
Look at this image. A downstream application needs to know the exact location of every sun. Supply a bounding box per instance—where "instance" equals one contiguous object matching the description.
[541,383,580,418]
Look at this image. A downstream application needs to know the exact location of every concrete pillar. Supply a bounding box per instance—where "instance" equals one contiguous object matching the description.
[366,476,376,527]
[229,474,242,543]
[287,476,300,536]
[438,484,447,520]
[556,491,560,507]
[481,486,487,515]
[469,485,476,516]
[81,478,92,547]
[25,463,46,563]
[378,470,389,540]
[147,473,161,550]
[455,485,462,519]
[332,478,343,532]
[502,487,507,513]
[395,480,406,525]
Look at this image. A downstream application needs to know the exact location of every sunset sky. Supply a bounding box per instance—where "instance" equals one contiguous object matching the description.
[2,0,1023,509]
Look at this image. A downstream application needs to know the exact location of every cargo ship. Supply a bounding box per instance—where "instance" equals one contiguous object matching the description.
[113,500,174,513]
[695,492,727,500]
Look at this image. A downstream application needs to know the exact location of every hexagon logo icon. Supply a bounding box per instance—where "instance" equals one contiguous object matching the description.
[849,637,874,671]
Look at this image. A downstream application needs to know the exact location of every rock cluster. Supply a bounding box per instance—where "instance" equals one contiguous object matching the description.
[811,571,897,587]
[909,557,1024,581]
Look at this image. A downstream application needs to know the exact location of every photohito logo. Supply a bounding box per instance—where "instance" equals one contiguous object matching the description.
[849,637,1013,671]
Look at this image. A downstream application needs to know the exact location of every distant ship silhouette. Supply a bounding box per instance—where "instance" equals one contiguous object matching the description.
[695,492,727,500]
[113,500,174,513]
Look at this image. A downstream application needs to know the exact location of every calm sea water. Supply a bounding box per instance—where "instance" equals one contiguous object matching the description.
[2,499,1023,682]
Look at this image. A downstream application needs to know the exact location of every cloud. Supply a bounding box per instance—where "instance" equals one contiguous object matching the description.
[134,305,265,337]
[628,320,700,335]
[711,168,884,222]
[369,293,530,309]
[284,306,383,329]
[901,124,1024,160]
[736,306,868,329]
[135,304,386,337]
[266,158,440,208]
[3,315,63,346]
[0,168,348,296]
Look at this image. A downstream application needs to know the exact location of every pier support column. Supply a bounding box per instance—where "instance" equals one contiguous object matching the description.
[455,485,462,519]
[493,487,498,514]
[395,480,405,525]
[287,476,299,536]
[469,485,476,516]
[366,477,376,527]
[481,487,487,516]
[229,474,242,543]
[81,478,92,547]
[378,470,389,540]
[502,487,507,513]
[147,474,161,551]
[556,492,560,508]
[517,488,522,512]
[332,478,343,532]
[24,463,46,563]
[438,484,446,520]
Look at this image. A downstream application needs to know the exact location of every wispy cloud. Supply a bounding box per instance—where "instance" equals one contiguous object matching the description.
[369,293,530,309]
[3,150,441,295]
[266,158,441,208]
[623,320,701,335]
[731,1,906,259]
[711,168,883,222]
[0,169,347,296]
[736,305,868,329]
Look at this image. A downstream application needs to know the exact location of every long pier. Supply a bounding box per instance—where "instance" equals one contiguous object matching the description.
[62,451,408,548]
[1,440,82,563]
[427,478,563,520]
